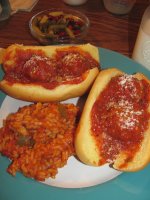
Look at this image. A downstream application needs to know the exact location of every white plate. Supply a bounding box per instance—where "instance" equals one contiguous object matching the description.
[0,95,122,188]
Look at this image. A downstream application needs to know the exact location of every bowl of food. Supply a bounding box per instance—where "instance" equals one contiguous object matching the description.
[29,8,90,45]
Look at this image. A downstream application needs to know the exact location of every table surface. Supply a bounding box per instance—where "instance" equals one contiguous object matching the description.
[0,0,149,57]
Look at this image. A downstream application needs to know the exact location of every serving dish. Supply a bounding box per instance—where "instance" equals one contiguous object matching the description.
[0,47,150,200]
[29,8,89,45]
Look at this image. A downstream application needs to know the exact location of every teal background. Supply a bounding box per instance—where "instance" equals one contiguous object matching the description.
[0,48,150,200]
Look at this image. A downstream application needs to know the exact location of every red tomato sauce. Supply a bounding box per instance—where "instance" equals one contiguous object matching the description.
[3,47,99,89]
[91,74,150,167]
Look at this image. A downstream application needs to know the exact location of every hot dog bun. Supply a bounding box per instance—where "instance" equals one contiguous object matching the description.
[0,44,99,102]
[75,68,150,172]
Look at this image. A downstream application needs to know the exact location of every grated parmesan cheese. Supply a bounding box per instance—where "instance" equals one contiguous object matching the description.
[24,55,49,67]
[62,53,83,66]
[117,99,143,129]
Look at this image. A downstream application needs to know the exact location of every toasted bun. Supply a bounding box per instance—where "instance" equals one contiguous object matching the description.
[0,48,5,64]
[0,44,99,102]
[75,68,150,172]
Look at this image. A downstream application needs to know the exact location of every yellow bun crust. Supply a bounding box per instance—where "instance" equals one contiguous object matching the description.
[0,48,5,64]
[0,68,98,102]
[75,68,150,172]
[0,44,99,102]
